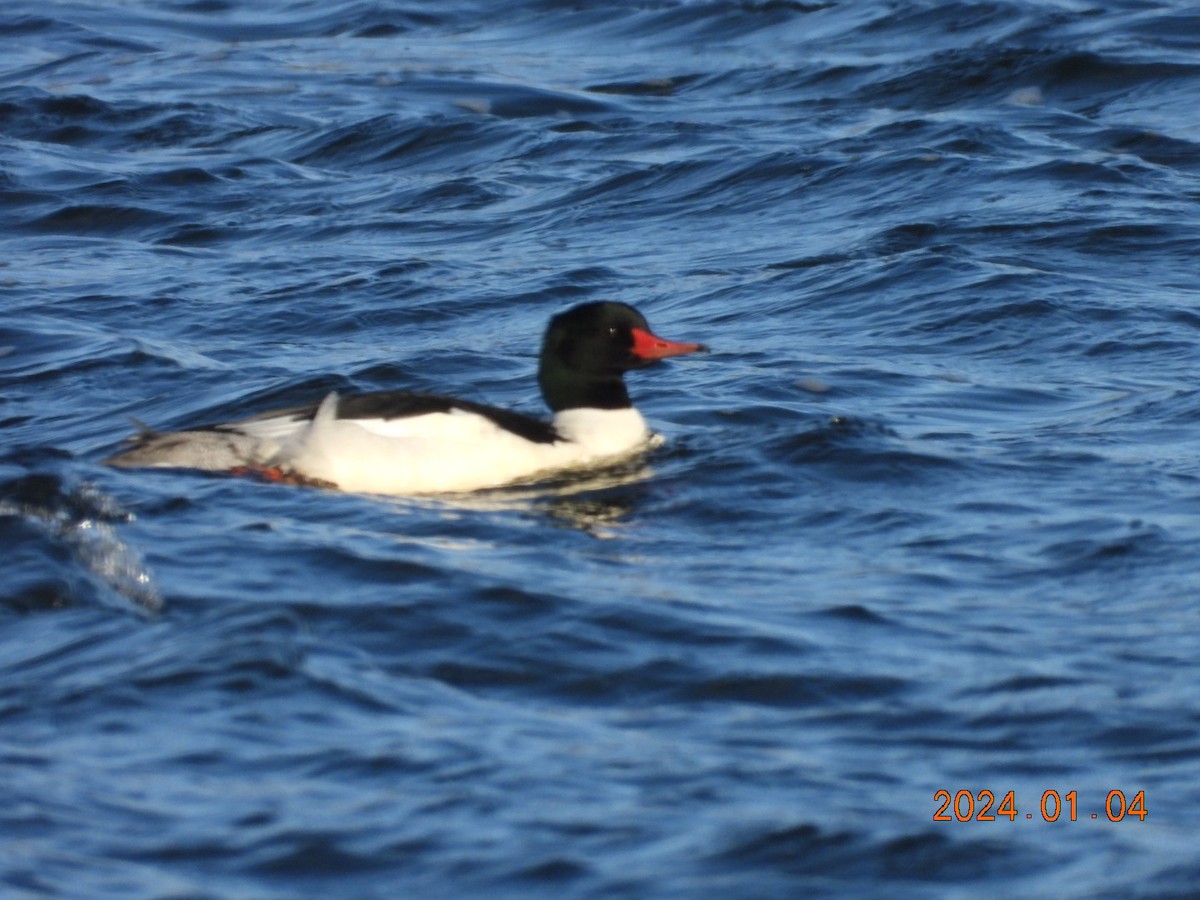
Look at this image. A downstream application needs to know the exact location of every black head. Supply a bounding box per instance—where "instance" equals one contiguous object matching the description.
[537,301,706,412]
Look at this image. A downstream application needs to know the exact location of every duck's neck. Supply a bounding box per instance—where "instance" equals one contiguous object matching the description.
[538,365,631,413]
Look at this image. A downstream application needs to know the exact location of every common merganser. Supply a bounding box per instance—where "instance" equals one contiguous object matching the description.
[103,301,707,495]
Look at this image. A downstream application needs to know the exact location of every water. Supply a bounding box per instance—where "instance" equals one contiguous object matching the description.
[3,1,1200,896]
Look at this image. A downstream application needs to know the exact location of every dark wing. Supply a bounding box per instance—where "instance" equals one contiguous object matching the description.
[215,390,562,445]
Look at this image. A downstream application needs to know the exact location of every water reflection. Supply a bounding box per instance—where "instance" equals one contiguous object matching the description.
[0,473,162,613]
[383,455,657,539]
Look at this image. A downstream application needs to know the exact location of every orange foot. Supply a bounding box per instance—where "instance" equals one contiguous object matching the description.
[228,465,335,489]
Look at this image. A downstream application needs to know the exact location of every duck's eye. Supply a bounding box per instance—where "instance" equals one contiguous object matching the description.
[607,326,620,338]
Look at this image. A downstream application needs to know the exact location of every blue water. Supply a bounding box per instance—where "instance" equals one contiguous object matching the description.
[4,1,1200,895]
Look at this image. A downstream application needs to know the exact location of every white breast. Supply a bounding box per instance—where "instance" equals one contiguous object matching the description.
[551,407,650,458]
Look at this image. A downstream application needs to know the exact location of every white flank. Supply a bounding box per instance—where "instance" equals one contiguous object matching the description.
[276,393,653,494]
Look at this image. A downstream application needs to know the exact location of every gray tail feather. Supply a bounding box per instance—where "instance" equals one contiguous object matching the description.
[126,417,158,441]
[104,424,272,470]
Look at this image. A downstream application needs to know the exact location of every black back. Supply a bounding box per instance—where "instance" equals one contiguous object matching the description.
[217,391,562,445]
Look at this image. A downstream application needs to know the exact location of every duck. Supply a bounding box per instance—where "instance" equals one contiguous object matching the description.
[103,301,707,495]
